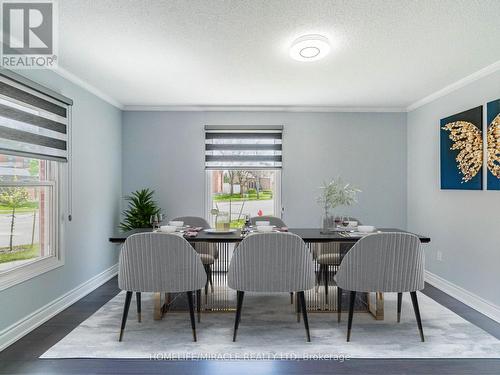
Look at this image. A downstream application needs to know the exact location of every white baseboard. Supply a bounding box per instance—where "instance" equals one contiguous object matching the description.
[425,270,500,323]
[0,263,118,352]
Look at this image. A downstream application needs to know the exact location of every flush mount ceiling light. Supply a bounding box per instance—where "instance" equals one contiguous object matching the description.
[289,34,331,62]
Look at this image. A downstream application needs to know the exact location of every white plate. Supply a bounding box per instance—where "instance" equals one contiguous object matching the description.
[203,228,237,234]
[333,226,357,232]
[347,232,368,237]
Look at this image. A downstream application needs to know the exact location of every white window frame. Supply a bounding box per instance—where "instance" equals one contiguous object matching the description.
[205,169,282,224]
[0,161,65,291]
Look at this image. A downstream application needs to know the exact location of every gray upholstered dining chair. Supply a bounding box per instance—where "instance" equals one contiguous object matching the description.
[118,232,207,342]
[249,215,296,305]
[173,216,218,297]
[228,232,315,342]
[335,232,425,342]
[249,215,287,228]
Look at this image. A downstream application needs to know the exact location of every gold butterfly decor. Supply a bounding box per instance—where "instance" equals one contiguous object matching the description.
[441,121,483,182]
[487,114,500,179]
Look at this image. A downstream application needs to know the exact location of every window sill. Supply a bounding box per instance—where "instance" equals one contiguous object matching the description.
[0,256,64,291]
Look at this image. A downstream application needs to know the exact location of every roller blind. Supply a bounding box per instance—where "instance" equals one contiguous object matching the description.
[0,70,72,162]
[205,125,283,169]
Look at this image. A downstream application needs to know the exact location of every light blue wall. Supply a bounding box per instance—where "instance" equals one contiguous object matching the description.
[407,70,500,306]
[123,111,407,228]
[0,70,122,332]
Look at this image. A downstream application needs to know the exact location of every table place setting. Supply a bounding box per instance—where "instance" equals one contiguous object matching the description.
[246,221,289,235]
[334,224,379,238]
[154,220,203,238]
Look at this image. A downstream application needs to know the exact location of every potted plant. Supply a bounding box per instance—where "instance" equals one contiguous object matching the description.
[317,177,360,232]
[119,188,162,231]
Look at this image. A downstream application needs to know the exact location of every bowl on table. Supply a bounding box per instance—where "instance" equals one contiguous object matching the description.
[256,225,274,232]
[159,225,177,233]
[168,221,184,228]
[357,225,375,233]
[255,220,270,227]
[348,220,358,228]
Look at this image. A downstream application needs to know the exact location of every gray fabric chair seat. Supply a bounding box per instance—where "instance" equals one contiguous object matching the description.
[199,253,215,265]
[335,233,424,293]
[118,233,206,293]
[316,253,340,265]
[228,232,314,293]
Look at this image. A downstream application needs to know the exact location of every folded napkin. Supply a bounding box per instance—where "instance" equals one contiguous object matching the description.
[277,227,288,232]
[184,231,198,238]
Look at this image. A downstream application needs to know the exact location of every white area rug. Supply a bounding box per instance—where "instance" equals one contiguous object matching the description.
[41,291,500,359]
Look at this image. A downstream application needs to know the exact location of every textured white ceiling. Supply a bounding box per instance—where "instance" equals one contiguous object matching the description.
[57,0,500,108]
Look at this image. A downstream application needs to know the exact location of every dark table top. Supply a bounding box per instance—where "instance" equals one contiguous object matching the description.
[109,228,431,244]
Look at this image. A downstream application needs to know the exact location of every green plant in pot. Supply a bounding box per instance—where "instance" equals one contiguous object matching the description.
[120,188,162,231]
[317,177,360,232]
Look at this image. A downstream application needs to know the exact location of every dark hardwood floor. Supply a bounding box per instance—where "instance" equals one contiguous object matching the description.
[1,277,499,375]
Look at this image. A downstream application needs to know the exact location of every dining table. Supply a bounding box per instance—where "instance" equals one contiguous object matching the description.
[109,227,430,321]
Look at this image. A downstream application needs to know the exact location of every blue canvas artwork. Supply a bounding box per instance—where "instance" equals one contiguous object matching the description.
[486,99,500,190]
[440,106,483,190]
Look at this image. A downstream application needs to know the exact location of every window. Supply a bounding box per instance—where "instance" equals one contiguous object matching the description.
[207,169,281,228]
[204,126,283,228]
[0,70,72,290]
[0,154,58,272]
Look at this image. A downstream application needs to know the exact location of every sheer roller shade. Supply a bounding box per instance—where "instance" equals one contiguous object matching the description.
[0,71,72,162]
[205,126,283,169]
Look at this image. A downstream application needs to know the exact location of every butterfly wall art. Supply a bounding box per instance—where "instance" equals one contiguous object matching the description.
[486,99,500,190]
[440,106,483,190]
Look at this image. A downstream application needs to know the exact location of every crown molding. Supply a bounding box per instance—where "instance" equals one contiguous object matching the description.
[53,59,500,114]
[122,105,406,113]
[53,66,124,109]
[407,60,500,112]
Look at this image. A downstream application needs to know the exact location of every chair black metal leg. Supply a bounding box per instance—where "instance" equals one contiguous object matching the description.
[119,291,133,342]
[397,292,402,323]
[410,291,425,342]
[337,287,342,323]
[323,265,329,304]
[233,291,245,342]
[298,291,311,342]
[290,292,294,304]
[347,291,356,342]
[186,291,197,342]
[296,293,300,322]
[203,265,209,296]
[315,265,324,293]
[136,292,141,322]
[196,289,202,323]
[208,265,214,293]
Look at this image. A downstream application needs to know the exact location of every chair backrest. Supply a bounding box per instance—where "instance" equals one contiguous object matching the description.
[118,233,207,293]
[228,232,315,293]
[335,232,424,293]
[249,215,287,227]
[173,216,211,229]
